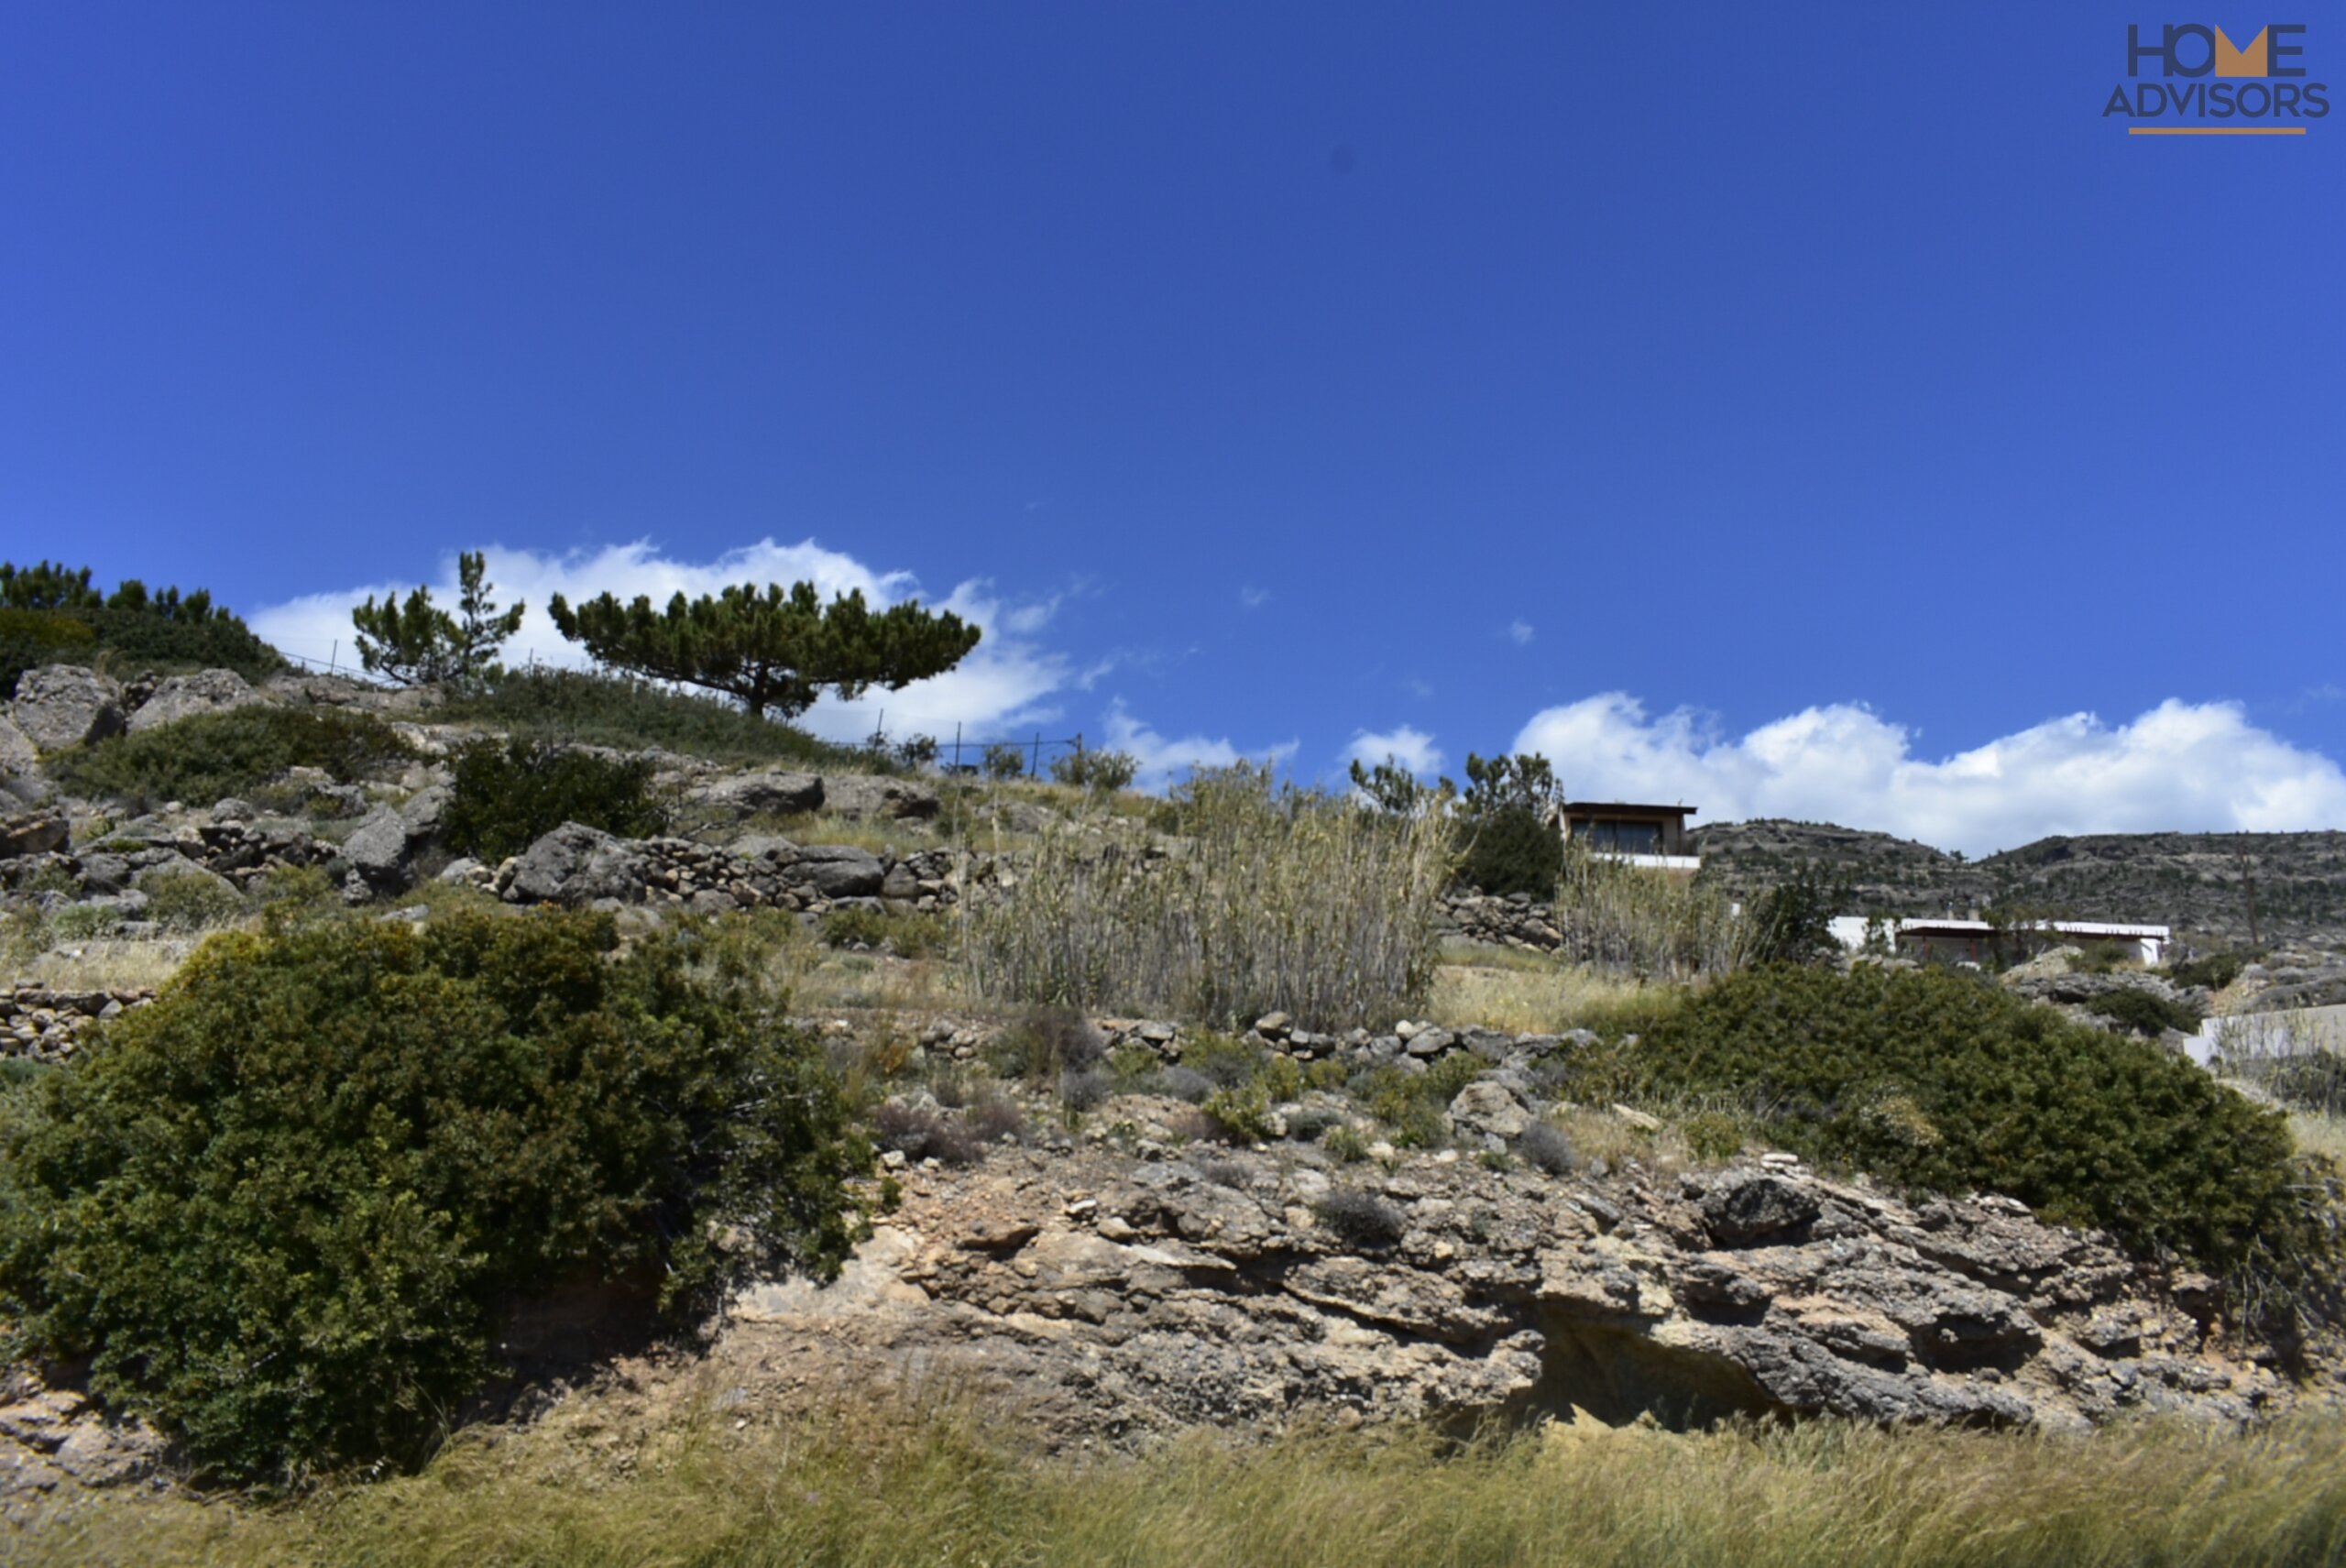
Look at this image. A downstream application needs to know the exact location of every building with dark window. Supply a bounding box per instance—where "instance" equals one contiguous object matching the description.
[1556,801,1700,874]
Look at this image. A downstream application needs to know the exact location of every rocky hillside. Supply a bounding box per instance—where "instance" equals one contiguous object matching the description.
[1694,820,2346,952]
[7,1115,2313,1497]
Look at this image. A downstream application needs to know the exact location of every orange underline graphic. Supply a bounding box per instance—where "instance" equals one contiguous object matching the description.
[2128,125,2307,135]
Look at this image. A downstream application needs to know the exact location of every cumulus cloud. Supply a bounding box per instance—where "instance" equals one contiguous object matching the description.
[1343,725,1445,780]
[249,538,1070,744]
[1510,693,2346,857]
[1102,700,1297,792]
[1507,620,1534,648]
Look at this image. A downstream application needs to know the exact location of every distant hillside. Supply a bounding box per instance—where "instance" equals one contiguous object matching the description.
[1691,820,2346,952]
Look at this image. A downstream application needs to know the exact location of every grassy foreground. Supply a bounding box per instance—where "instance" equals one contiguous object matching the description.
[18,1405,2346,1568]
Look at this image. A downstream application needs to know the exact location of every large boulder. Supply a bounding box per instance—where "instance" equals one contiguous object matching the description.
[0,809,69,860]
[691,771,825,818]
[11,666,126,751]
[0,715,37,777]
[1700,1169,1822,1247]
[789,843,887,898]
[341,808,417,892]
[1448,1080,1530,1141]
[820,773,940,821]
[505,822,650,905]
[125,669,264,735]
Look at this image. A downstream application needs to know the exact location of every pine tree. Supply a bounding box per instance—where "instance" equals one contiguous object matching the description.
[350,551,524,689]
[545,580,981,720]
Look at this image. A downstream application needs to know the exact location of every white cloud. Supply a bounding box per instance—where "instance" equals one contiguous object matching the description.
[1343,725,1445,780]
[249,538,1070,744]
[1102,700,1298,792]
[1240,585,1271,609]
[1507,620,1534,647]
[1510,693,2346,857]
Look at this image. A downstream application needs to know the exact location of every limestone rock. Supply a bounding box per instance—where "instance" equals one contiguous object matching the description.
[820,773,941,821]
[1449,1080,1530,1140]
[10,665,125,751]
[124,668,263,734]
[790,843,887,898]
[0,715,36,777]
[691,770,825,818]
[505,822,649,905]
[1699,1169,1822,1246]
[0,810,68,860]
[341,807,418,892]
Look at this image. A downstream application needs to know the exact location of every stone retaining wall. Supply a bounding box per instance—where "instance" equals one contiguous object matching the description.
[3,985,158,1062]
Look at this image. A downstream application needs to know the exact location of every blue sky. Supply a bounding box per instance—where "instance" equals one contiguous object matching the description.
[4,4,2341,852]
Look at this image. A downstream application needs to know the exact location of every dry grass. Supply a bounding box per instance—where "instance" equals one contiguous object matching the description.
[2291,1109,2346,1166]
[1427,944,1657,1035]
[964,765,1451,1033]
[1552,835,1745,981]
[16,1400,2346,1568]
[5,934,201,993]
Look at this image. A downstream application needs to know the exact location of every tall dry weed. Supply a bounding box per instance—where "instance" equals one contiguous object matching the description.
[962,763,1451,1032]
[1553,834,1747,981]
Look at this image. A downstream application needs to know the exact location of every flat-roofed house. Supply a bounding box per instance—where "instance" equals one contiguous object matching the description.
[1826,916,2171,968]
[1557,801,1701,876]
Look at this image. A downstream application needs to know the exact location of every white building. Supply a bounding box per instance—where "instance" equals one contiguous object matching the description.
[1827,916,2169,968]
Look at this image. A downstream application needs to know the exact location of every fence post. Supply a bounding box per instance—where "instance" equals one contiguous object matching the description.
[1030,731,1041,780]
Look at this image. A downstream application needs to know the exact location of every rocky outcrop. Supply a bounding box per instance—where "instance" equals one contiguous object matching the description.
[819,773,941,821]
[1440,890,1562,951]
[0,811,68,860]
[494,826,958,916]
[9,666,126,751]
[503,823,653,905]
[334,785,452,897]
[124,668,264,734]
[0,716,36,779]
[687,771,825,818]
[720,1138,2308,1449]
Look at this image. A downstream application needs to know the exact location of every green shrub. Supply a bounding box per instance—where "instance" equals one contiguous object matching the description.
[1182,1033,1266,1089]
[1682,1112,1746,1163]
[985,1006,1104,1083]
[1623,964,2335,1309]
[1201,1082,1276,1144]
[438,667,885,771]
[0,562,283,696]
[1356,1063,1464,1149]
[1256,1054,1305,1102]
[1453,804,1562,900]
[140,869,249,933]
[47,705,411,811]
[1314,1187,1406,1249]
[982,743,1025,780]
[2170,951,2249,992]
[817,905,950,959]
[2082,988,2204,1038]
[0,910,868,1485]
[1048,749,1139,792]
[441,736,668,863]
[1450,753,1562,899]
[1324,1124,1371,1163]
[73,604,285,683]
[0,608,98,698]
